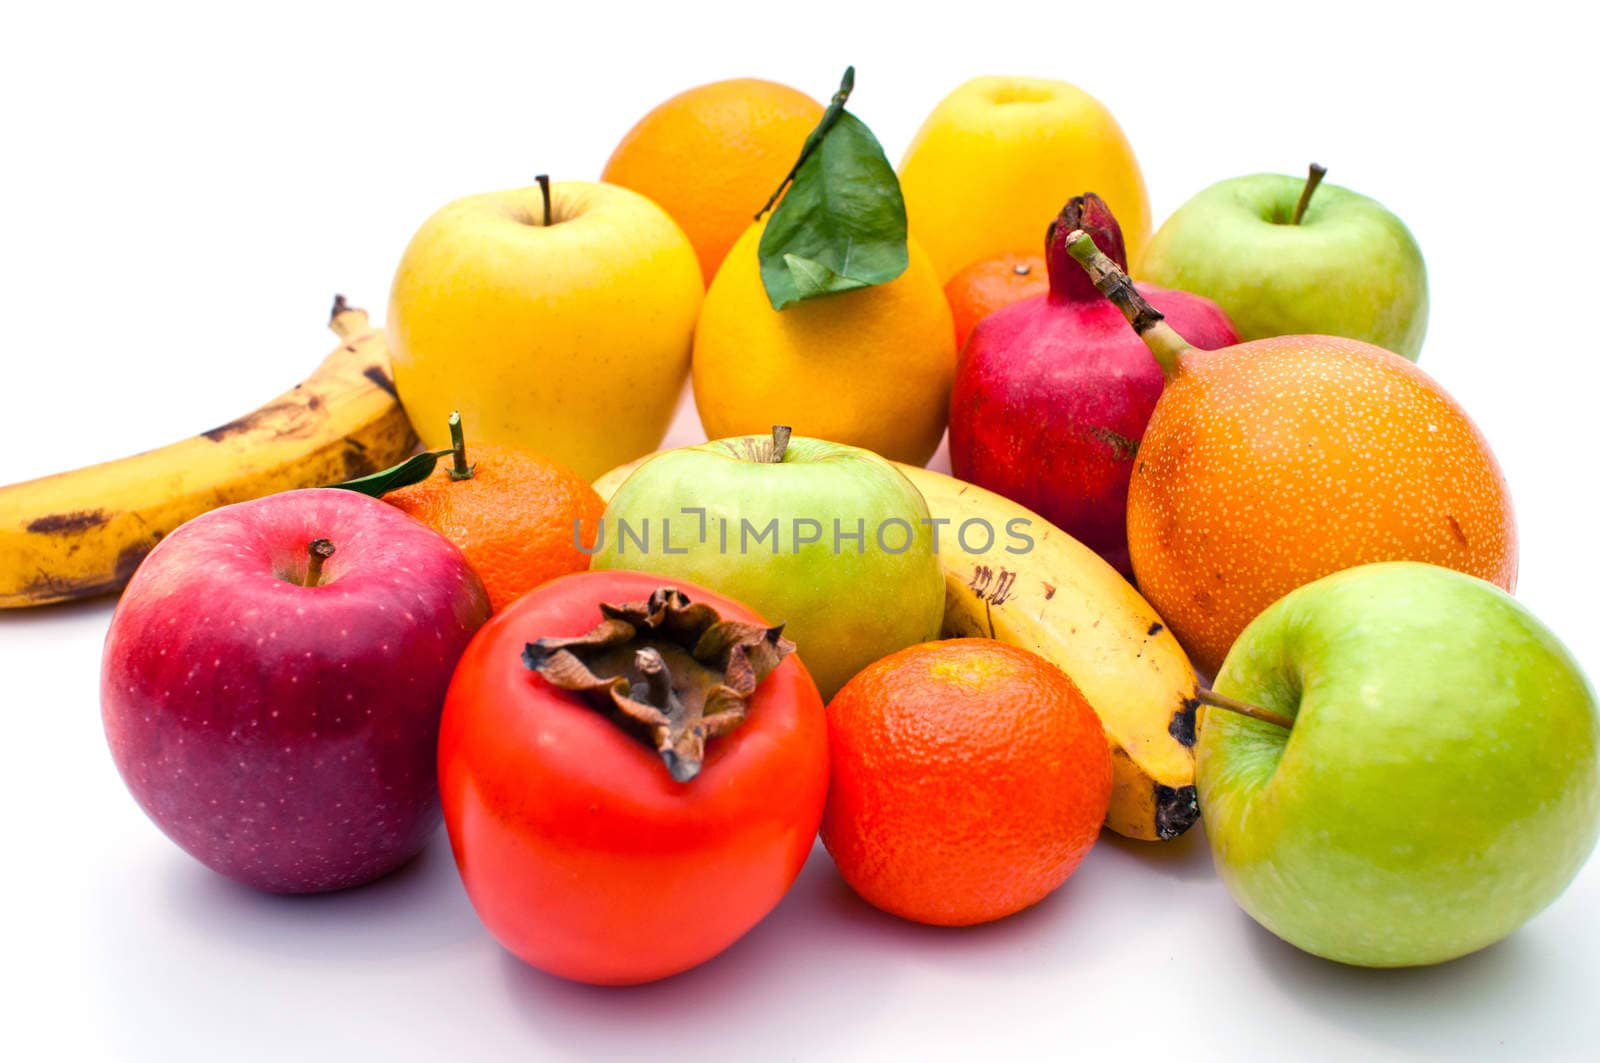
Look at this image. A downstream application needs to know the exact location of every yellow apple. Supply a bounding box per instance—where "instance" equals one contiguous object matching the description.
[899,76,1151,281]
[387,180,703,480]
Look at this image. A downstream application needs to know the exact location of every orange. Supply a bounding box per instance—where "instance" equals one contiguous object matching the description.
[821,639,1112,926]
[944,251,1048,350]
[692,219,956,466]
[1129,335,1517,676]
[384,442,605,613]
[602,78,824,284]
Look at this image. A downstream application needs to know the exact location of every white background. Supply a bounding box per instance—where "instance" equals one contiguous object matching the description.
[2,1,1597,1059]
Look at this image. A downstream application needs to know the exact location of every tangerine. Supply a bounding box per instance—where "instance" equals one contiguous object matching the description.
[821,639,1112,926]
[385,429,604,613]
[944,251,1048,351]
[602,78,824,284]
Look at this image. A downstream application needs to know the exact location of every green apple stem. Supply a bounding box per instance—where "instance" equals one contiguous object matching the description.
[754,67,855,221]
[303,538,335,588]
[765,424,793,463]
[535,174,552,227]
[447,410,475,481]
[1061,230,1192,379]
[1197,687,1295,730]
[1290,163,1328,226]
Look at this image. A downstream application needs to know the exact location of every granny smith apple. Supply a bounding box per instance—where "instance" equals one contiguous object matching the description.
[590,428,944,698]
[1197,562,1599,967]
[1139,165,1428,360]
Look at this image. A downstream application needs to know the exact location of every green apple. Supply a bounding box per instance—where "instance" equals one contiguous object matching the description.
[1197,561,1599,967]
[590,428,944,699]
[1138,165,1428,360]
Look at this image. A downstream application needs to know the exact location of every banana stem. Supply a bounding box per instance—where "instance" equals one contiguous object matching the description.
[1061,230,1191,379]
[1290,163,1328,226]
[448,411,474,481]
[304,538,335,587]
[1197,687,1295,730]
[327,294,369,342]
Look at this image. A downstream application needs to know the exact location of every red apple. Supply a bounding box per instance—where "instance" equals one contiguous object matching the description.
[948,194,1239,577]
[101,488,490,893]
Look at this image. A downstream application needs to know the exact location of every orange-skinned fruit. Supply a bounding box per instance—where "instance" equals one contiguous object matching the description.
[821,639,1112,926]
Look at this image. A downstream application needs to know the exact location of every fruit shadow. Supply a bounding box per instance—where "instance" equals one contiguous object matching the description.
[0,593,114,633]
[1241,912,1591,1058]
[1096,820,1214,884]
[496,838,1115,1056]
[151,829,481,965]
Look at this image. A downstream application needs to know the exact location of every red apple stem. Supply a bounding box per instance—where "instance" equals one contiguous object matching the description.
[1290,163,1328,226]
[1197,687,1295,730]
[765,424,792,463]
[1061,229,1192,379]
[535,174,552,227]
[447,410,475,481]
[303,539,335,588]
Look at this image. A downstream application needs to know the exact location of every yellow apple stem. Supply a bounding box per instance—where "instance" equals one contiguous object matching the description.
[447,410,474,481]
[764,424,792,463]
[1061,229,1192,379]
[754,67,855,221]
[1290,163,1328,226]
[1197,687,1295,730]
[303,538,335,588]
[535,174,552,227]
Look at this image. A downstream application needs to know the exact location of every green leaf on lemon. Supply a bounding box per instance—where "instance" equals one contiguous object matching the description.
[757,68,909,311]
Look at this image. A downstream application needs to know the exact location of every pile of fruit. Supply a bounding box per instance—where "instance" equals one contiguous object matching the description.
[2,70,1596,988]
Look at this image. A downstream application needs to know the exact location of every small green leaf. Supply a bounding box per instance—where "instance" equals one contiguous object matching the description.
[783,253,871,299]
[757,70,908,311]
[322,448,453,498]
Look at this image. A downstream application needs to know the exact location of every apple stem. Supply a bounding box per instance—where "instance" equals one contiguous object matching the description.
[764,424,793,463]
[1290,163,1327,226]
[754,67,855,221]
[447,410,475,481]
[1061,230,1191,379]
[1197,687,1295,730]
[535,174,552,227]
[303,538,335,588]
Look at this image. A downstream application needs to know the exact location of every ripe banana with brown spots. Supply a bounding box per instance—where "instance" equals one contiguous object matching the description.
[0,298,417,608]
[893,463,1200,840]
[592,452,1201,841]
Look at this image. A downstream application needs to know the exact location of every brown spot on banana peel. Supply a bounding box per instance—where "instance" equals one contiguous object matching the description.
[362,366,399,399]
[1153,784,1199,840]
[202,397,328,443]
[1170,697,1199,747]
[25,510,110,535]
[14,537,157,604]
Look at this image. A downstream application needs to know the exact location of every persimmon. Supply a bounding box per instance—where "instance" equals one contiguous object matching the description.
[438,571,828,985]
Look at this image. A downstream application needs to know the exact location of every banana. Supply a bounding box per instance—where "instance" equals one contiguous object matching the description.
[593,452,1201,841]
[894,463,1199,841]
[0,298,418,608]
